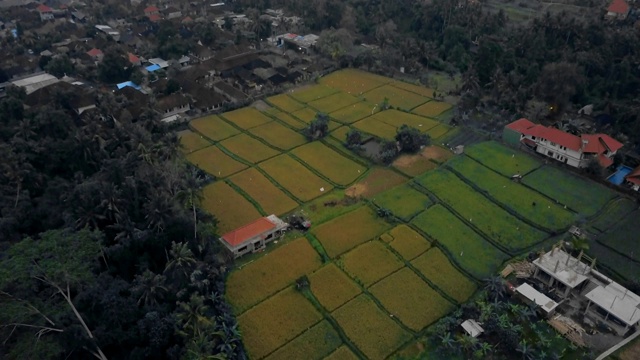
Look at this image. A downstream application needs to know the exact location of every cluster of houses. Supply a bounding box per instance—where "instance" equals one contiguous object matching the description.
[0,1,330,123]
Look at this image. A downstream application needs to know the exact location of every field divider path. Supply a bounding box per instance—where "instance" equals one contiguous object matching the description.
[250,165,306,205]
[287,153,343,189]
[224,180,266,216]
[444,165,561,235]
[187,123,219,145]
[319,137,371,168]
[305,233,330,262]
[594,228,640,266]
[299,288,367,360]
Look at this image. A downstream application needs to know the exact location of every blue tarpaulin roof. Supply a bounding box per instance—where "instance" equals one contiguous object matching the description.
[145,64,161,72]
[116,81,141,90]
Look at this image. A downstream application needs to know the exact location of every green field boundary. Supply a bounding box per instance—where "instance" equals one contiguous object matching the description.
[444,165,563,235]
[587,197,639,234]
[224,180,266,216]
[305,233,330,263]
[260,107,309,131]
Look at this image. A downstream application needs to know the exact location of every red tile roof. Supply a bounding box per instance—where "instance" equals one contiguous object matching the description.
[597,154,614,168]
[520,125,583,151]
[128,53,140,64]
[505,118,536,132]
[148,14,162,22]
[182,16,193,23]
[580,134,606,153]
[221,217,277,247]
[626,165,640,185]
[608,0,630,14]
[87,48,103,57]
[144,5,159,13]
[37,4,53,12]
[597,134,624,153]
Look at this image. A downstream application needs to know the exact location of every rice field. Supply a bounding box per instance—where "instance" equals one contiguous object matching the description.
[200,181,261,233]
[412,101,453,118]
[312,206,391,258]
[248,121,307,150]
[417,170,549,252]
[330,102,377,124]
[178,129,212,153]
[219,133,280,164]
[412,204,510,279]
[291,142,367,186]
[411,248,478,303]
[308,92,361,113]
[221,107,274,129]
[324,346,359,360]
[319,68,391,95]
[369,267,454,331]
[263,320,342,360]
[372,184,432,221]
[189,114,241,141]
[229,168,298,216]
[390,81,436,98]
[522,166,617,216]
[340,240,404,287]
[352,117,398,139]
[259,154,334,202]
[290,84,339,103]
[392,154,439,177]
[292,107,321,124]
[465,141,542,176]
[426,124,452,139]
[266,109,307,129]
[332,294,412,360]
[266,93,306,113]
[238,286,323,359]
[226,237,322,313]
[598,209,640,263]
[364,85,430,110]
[369,110,439,132]
[387,225,432,261]
[186,146,248,178]
[588,198,637,233]
[309,263,362,311]
[346,167,408,198]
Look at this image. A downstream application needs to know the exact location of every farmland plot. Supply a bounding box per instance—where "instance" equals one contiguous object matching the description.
[290,84,339,103]
[238,286,322,359]
[220,133,280,164]
[264,320,341,360]
[369,267,454,331]
[189,115,240,141]
[353,117,398,139]
[291,142,367,186]
[309,92,360,113]
[320,69,390,95]
[588,198,637,233]
[201,182,261,233]
[426,124,452,139]
[309,264,362,311]
[186,146,247,178]
[364,84,430,110]
[332,294,411,360]
[387,225,432,261]
[372,184,432,221]
[417,170,548,252]
[259,154,333,202]
[411,248,478,303]
[340,240,404,287]
[412,101,452,118]
[249,121,307,150]
[345,167,408,198]
[330,102,377,124]
[465,141,541,176]
[229,168,298,216]
[222,107,273,129]
[369,110,439,131]
[598,210,640,263]
[390,81,436,98]
[178,129,212,153]
[266,109,307,129]
[412,205,510,279]
[324,346,359,360]
[266,94,306,113]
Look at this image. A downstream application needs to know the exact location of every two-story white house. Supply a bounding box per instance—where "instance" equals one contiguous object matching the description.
[504,118,623,169]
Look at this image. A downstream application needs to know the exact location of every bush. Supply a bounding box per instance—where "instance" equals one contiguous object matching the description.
[345,128,363,148]
[396,124,430,153]
[305,112,329,140]
[378,140,399,164]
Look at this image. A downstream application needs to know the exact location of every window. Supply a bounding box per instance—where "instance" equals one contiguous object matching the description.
[550,142,556,146]
[532,136,536,140]
[237,245,247,253]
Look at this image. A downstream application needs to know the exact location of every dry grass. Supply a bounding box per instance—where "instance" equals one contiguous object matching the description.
[332,294,411,360]
[201,181,261,233]
[411,248,477,303]
[259,154,333,202]
[345,168,408,198]
[291,142,367,186]
[189,115,240,141]
[341,241,404,287]
[221,107,274,129]
[369,267,454,331]
[229,168,298,216]
[186,146,248,178]
[309,264,362,311]
[248,121,307,150]
[312,206,391,258]
[388,225,431,261]
[219,133,280,164]
[238,286,323,359]
[178,129,212,153]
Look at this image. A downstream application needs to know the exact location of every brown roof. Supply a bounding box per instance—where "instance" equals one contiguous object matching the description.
[25,82,93,110]
[190,85,226,108]
[213,81,247,100]
[155,93,190,111]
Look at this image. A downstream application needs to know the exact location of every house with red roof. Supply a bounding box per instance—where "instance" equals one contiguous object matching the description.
[606,0,630,20]
[144,5,159,16]
[86,48,104,62]
[36,4,54,21]
[625,166,640,191]
[128,53,141,66]
[148,13,162,22]
[219,215,289,258]
[504,119,623,169]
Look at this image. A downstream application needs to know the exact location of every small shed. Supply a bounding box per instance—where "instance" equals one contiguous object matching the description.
[461,319,484,338]
[515,283,559,318]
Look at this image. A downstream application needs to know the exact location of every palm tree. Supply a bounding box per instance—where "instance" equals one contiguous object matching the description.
[165,241,197,281]
[132,270,167,307]
[439,332,457,354]
[516,339,534,360]
[175,294,212,338]
[484,276,506,301]
[176,170,203,242]
[457,334,479,354]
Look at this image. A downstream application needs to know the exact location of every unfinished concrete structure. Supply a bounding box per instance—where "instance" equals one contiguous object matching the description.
[218,215,288,259]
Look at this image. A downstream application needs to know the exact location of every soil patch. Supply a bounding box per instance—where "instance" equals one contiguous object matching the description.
[393,146,452,168]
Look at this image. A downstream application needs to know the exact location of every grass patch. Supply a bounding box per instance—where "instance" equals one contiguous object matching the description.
[267,109,307,129]
[523,166,617,216]
[388,225,432,261]
[589,198,637,233]
[411,248,478,303]
[259,154,334,202]
[226,237,322,313]
[465,141,541,176]
[341,240,404,287]
[412,101,452,117]
[178,129,212,153]
[392,155,438,177]
[229,168,298,216]
[299,190,363,226]
[346,167,408,198]
[266,93,306,113]
[363,84,430,110]
[330,102,377,124]
[248,121,307,150]
[412,205,510,279]
[189,114,240,141]
[417,170,548,252]
[264,320,341,360]
[353,116,398,139]
[448,156,575,231]
[238,286,322,359]
[391,81,436,98]
[588,241,640,281]
[309,92,361,113]
[598,209,640,263]
[219,133,280,164]
[290,84,339,103]
[332,294,411,360]
[312,206,391,258]
[319,68,391,95]
[292,142,367,186]
[201,181,261,233]
[186,146,247,178]
[324,346,359,360]
[372,184,432,221]
[221,107,273,129]
[309,263,362,311]
[369,110,439,131]
[369,267,454,331]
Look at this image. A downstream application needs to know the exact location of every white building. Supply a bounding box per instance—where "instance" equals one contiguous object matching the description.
[219,215,288,258]
[11,72,59,94]
[95,25,120,41]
